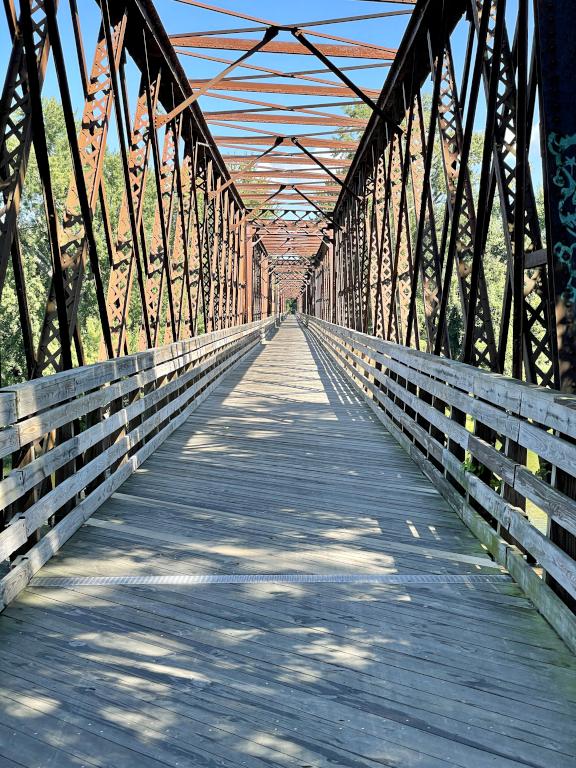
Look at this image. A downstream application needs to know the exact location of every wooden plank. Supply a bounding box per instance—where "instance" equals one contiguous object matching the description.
[307,318,576,569]
[13,335,262,546]
[0,320,268,420]
[0,517,27,561]
[1,317,576,768]
[309,318,524,411]
[0,392,16,424]
[0,330,262,510]
[0,333,263,607]
[0,320,274,575]
[306,318,576,652]
[8,324,261,454]
[0,424,19,462]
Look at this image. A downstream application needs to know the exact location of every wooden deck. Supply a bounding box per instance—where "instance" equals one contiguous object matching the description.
[1,317,575,767]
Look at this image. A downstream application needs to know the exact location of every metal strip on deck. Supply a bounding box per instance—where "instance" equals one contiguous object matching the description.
[30,573,511,587]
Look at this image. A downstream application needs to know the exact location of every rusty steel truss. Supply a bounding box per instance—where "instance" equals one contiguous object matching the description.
[303,0,576,400]
[0,0,276,381]
[3,1,575,386]
[0,0,420,379]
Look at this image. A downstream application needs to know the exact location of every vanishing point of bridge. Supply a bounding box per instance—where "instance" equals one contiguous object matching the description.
[1,1,576,766]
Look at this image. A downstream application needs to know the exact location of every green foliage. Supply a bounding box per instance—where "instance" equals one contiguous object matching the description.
[0,98,127,383]
[462,455,482,476]
[1,99,69,383]
[337,104,372,155]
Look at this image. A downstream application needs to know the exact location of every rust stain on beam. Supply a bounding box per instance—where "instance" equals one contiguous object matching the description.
[205,112,366,126]
[171,35,396,59]
[190,78,380,98]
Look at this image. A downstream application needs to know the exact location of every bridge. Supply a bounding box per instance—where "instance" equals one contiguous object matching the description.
[1,1,576,766]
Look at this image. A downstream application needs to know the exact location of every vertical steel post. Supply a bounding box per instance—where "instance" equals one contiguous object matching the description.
[536,0,576,607]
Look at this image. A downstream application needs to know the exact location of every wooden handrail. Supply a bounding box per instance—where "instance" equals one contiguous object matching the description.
[0,318,277,609]
[303,315,576,652]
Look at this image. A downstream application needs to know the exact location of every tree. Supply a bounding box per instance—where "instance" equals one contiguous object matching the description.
[337,103,371,156]
[337,100,526,369]
[0,98,127,384]
[1,99,72,384]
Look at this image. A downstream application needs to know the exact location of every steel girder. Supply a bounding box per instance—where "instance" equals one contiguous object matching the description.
[303,0,576,606]
[0,0,266,383]
[306,0,568,393]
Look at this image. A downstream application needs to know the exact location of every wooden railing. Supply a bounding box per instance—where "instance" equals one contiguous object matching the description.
[304,316,576,651]
[0,318,277,609]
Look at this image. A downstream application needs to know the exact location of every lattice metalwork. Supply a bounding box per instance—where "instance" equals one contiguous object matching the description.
[0,0,268,385]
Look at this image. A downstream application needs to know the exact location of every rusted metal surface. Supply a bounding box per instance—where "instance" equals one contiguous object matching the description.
[167,2,409,308]
[0,0,264,381]
[304,0,569,394]
[300,0,576,603]
[5,1,567,384]
[170,35,396,59]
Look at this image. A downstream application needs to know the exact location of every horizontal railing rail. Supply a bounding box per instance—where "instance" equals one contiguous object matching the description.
[0,318,277,608]
[303,315,576,651]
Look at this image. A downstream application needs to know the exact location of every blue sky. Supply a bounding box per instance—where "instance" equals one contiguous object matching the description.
[0,0,540,185]
[0,1,412,120]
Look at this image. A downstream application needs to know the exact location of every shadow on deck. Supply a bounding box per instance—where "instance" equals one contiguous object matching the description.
[0,318,575,768]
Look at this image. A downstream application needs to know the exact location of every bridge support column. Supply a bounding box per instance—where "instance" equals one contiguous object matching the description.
[243,225,254,324]
[536,0,576,606]
[327,238,336,324]
[260,256,270,318]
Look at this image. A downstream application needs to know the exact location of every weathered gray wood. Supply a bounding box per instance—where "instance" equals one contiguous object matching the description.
[335,350,576,652]
[10,326,263,447]
[0,392,16,425]
[311,318,576,440]
[0,517,27,561]
[0,320,273,589]
[0,329,261,510]
[307,319,576,540]
[312,318,526,411]
[514,466,576,537]
[1,316,575,768]
[306,316,576,651]
[0,424,19,461]
[0,340,258,609]
[3,320,269,419]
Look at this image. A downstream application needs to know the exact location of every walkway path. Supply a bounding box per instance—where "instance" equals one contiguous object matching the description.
[0,318,575,767]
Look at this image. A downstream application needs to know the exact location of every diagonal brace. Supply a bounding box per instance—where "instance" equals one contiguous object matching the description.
[291,29,386,120]
[157,26,279,127]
